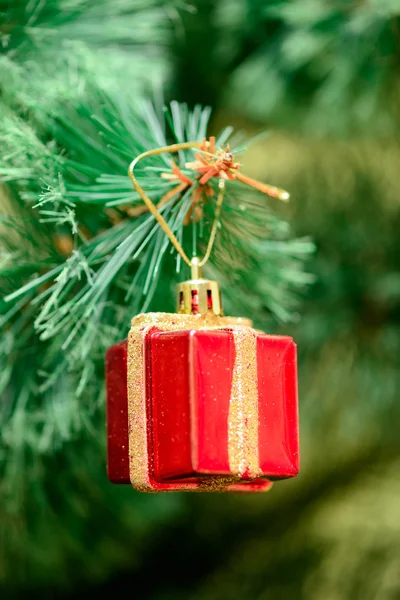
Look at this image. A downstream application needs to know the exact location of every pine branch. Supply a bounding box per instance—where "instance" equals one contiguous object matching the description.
[0,94,313,506]
[0,0,178,130]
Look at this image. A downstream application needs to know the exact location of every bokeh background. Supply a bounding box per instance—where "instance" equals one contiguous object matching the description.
[1,1,400,599]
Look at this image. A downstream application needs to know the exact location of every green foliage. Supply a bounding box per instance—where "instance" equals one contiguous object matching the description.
[172,0,400,133]
[0,0,174,124]
[1,0,172,65]
[233,0,400,132]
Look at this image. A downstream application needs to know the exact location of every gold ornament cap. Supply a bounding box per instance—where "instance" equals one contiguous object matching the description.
[177,257,223,316]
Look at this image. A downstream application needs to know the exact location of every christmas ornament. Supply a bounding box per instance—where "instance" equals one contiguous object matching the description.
[106,140,299,492]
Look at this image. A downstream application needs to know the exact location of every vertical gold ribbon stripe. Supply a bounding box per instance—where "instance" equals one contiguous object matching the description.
[229,327,261,479]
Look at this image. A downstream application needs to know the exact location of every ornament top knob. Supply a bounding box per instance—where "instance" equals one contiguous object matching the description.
[177,257,223,317]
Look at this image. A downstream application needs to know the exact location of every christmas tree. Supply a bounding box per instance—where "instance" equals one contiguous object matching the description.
[1,1,399,598]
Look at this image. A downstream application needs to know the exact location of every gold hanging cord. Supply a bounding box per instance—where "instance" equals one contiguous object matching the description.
[128,142,225,275]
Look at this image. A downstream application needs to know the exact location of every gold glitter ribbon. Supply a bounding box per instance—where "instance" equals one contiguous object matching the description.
[127,313,262,492]
[228,327,261,479]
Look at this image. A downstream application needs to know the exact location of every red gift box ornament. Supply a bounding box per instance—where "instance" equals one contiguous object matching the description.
[106,140,299,493]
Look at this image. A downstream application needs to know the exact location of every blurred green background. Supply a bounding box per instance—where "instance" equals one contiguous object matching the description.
[1,1,400,599]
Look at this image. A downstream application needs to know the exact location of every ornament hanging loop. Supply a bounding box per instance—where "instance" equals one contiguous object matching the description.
[129,142,225,316]
[128,142,225,273]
